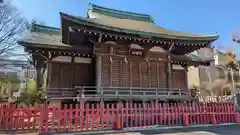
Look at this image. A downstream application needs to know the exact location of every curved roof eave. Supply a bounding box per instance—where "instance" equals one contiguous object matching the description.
[60,12,219,42]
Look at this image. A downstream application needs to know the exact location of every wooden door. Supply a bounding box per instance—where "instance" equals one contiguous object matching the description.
[60,64,73,88]
[140,61,149,88]
[72,63,93,86]
[50,63,62,88]
[172,70,186,89]
[122,59,130,87]
[50,63,94,88]
[131,61,140,87]
[112,57,121,87]
[158,63,166,88]
[101,57,111,87]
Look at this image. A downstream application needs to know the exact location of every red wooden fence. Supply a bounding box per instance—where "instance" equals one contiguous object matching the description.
[0,102,239,133]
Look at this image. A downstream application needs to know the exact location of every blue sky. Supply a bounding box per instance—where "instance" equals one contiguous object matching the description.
[12,0,240,58]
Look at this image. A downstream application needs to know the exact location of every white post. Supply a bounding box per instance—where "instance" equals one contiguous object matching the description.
[230,68,238,106]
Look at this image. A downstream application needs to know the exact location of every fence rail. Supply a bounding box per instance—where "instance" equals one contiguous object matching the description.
[0,102,239,133]
[47,86,193,100]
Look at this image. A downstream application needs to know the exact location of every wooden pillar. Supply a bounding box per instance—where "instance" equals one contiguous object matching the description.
[96,34,102,90]
[184,67,188,89]
[130,62,132,87]
[109,57,112,87]
[167,56,173,88]
[96,55,102,92]
[148,61,151,88]
[167,43,174,89]
[46,61,52,99]
[157,63,160,87]
[139,63,142,88]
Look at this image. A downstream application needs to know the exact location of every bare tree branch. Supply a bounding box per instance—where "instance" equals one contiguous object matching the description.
[0,1,27,58]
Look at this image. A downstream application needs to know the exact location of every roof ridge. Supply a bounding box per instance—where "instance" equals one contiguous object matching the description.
[88,3,154,23]
[31,24,60,33]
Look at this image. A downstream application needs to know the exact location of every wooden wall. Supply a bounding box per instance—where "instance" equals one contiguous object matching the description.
[100,56,166,88]
[172,69,187,89]
[49,62,94,89]
[95,42,188,89]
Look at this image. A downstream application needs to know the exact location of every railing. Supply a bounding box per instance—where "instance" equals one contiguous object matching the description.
[0,102,238,133]
[46,86,193,100]
[197,95,233,103]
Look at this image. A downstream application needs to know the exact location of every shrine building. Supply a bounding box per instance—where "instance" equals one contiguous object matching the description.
[18,4,218,105]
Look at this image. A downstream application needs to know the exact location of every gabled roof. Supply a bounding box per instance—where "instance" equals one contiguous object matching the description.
[88,3,154,23]
[30,24,60,34]
[61,12,218,41]
[29,4,219,41]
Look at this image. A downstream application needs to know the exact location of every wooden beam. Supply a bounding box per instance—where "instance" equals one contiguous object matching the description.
[168,43,175,52]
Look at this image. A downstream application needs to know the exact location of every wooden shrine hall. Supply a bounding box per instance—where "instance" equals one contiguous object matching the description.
[18,4,218,104]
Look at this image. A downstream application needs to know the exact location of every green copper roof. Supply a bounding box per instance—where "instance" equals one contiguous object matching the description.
[60,12,219,41]
[30,24,60,33]
[88,3,154,23]
[171,54,212,63]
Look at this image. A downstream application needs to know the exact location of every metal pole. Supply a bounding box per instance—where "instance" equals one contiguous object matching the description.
[25,66,29,92]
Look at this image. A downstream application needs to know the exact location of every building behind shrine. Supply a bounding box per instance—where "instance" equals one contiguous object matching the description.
[18,4,218,106]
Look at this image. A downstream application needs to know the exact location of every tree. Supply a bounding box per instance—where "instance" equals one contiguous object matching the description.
[0,1,27,58]
[19,78,44,106]
[0,72,20,102]
[199,47,239,102]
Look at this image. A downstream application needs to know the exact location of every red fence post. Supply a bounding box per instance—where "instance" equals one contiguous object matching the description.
[183,113,188,127]
[115,103,121,130]
[211,114,217,124]
[210,103,216,125]
[235,112,240,124]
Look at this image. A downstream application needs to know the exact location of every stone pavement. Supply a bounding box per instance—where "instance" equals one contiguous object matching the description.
[103,125,240,135]
[1,125,240,135]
